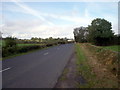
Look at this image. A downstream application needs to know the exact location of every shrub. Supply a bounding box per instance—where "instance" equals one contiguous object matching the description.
[17,45,46,53]
[58,41,66,44]
[5,37,17,47]
[2,37,18,57]
[2,46,17,57]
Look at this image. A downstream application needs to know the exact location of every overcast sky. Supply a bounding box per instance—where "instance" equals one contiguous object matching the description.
[0,0,118,39]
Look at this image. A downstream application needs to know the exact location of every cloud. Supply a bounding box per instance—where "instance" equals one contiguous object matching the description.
[2,1,89,39]
[5,0,92,25]
[83,2,118,32]
[2,1,118,39]
[11,0,54,25]
[1,0,119,2]
[7,0,93,26]
[2,19,75,39]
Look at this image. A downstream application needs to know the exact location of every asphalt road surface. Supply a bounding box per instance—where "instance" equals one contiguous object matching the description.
[2,43,74,88]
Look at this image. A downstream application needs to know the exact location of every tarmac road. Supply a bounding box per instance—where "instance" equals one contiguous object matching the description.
[2,43,74,88]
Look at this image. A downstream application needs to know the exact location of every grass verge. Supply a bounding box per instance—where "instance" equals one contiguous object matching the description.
[75,43,118,88]
[59,68,68,81]
[75,43,96,88]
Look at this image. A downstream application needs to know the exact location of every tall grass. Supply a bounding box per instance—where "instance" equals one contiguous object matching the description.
[102,45,120,52]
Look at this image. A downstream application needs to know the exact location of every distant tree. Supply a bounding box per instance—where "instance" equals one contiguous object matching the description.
[113,34,120,45]
[38,38,42,42]
[73,26,88,43]
[49,37,53,40]
[117,34,120,45]
[87,18,114,46]
[31,37,39,43]
[31,37,34,40]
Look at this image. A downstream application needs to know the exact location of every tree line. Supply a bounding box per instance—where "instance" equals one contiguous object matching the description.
[1,36,74,57]
[73,18,120,46]
[2,37,73,44]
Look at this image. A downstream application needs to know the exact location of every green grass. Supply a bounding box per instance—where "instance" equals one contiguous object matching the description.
[75,43,96,88]
[75,43,118,88]
[102,45,120,52]
[17,43,44,47]
[0,40,44,47]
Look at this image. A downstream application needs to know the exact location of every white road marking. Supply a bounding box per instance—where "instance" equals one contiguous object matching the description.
[0,67,11,72]
[44,52,49,55]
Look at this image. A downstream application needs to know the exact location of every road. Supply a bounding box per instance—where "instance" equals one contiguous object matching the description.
[2,43,74,88]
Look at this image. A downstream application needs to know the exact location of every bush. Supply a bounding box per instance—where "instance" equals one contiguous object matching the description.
[2,46,17,57]
[2,37,18,57]
[5,37,17,47]
[2,44,47,57]
[2,41,59,57]
[46,44,53,47]
[58,41,66,44]
[17,45,46,53]
[46,42,58,47]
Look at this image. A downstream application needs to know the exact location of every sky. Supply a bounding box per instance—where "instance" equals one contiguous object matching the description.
[0,0,118,39]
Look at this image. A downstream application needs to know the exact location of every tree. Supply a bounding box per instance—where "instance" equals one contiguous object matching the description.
[113,34,120,45]
[87,18,114,46]
[73,26,88,43]
[49,37,53,41]
[31,37,39,43]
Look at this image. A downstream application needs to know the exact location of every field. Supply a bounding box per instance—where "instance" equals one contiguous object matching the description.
[102,45,120,52]
[17,44,44,47]
[0,40,44,47]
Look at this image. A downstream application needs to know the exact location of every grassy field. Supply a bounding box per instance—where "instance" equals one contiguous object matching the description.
[102,45,120,52]
[17,43,44,47]
[0,40,44,47]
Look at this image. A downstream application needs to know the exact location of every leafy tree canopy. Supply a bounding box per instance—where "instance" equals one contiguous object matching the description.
[88,18,114,45]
